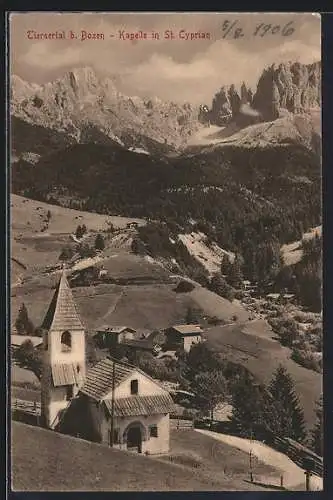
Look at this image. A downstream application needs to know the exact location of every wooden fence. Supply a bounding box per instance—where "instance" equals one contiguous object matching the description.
[12,399,41,426]
[170,415,194,429]
[271,436,323,477]
[193,419,323,478]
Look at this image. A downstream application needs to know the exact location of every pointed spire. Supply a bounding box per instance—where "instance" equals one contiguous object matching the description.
[41,269,84,332]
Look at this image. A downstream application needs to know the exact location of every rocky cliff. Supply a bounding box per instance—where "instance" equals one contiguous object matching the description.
[11,61,321,154]
[253,61,321,121]
[11,67,201,150]
[200,61,321,127]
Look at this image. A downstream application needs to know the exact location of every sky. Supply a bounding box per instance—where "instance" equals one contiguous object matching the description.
[9,12,321,105]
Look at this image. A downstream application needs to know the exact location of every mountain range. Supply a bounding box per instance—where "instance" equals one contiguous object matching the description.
[11,61,321,158]
[10,60,321,273]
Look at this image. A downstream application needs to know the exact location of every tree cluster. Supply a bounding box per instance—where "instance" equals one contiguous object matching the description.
[15,303,35,335]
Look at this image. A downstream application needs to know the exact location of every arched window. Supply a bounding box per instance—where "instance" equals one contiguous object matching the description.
[61,331,72,352]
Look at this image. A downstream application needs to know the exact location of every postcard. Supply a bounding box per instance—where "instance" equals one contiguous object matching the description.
[8,11,322,492]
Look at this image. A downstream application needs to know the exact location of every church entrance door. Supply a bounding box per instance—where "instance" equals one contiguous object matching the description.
[126,425,142,453]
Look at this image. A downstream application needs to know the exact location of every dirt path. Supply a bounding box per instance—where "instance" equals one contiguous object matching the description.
[195,429,322,491]
[97,290,125,325]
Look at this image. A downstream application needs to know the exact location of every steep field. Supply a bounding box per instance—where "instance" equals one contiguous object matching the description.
[11,195,248,332]
[12,422,279,491]
[11,194,145,275]
[204,322,322,428]
[12,276,249,335]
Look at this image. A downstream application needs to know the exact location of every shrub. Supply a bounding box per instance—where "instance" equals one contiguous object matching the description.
[268,316,299,348]
[291,348,322,373]
[77,244,96,259]
[207,316,222,326]
[59,246,75,262]
[95,233,105,251]
[174,280,195,293]
[131,238,146,255]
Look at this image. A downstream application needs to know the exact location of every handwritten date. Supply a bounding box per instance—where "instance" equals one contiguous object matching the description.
[222,20,295,39]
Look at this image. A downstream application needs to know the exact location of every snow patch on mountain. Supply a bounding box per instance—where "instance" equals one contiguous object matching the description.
[281,225,322,266]
[128,147,150,155]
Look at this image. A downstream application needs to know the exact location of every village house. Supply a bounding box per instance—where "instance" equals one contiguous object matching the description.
[40,269,175,454]
[60,357,175,455]
[93,326,136,349]
[164,324,203,353]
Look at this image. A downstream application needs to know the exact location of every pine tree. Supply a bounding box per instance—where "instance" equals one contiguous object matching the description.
[15,303,34,335]
[185,306,200,324]
[311,395,323,456]
[191,371,227,420]
[209,273,235,301]
[268,365,306,442]
[228,254,243,289]
[75,225,83,239]
[95,233,105,251]
[221,254,231,276]
[231,372,267,435]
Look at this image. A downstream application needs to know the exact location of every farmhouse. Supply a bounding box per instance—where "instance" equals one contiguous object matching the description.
[39,269,175,454]
[93,326,136,348]
[165,324,203,352]
[60,357,175,454]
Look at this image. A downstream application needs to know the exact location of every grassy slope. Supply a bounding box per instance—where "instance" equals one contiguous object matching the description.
[11,195,248,330]
[11,422,273,491]
[11,194,145,273]
[10,196,320,430]
[159,429,278,486]
[205,322,321,429]
[11,194,145,233]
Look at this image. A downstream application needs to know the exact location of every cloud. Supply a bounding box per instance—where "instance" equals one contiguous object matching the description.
[117,37,320,104]
[20,42,83,69]
[11,13,321,105]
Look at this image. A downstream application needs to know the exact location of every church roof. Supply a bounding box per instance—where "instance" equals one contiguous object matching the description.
[52,363,85,387]
[104,394,175,417]
[80,358,170,403]
[41,270,84,332]
[80,358,134,400]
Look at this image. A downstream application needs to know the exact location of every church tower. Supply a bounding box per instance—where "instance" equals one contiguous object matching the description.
[41,270,86,429]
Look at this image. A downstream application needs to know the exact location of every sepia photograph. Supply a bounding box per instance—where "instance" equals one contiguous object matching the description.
[9,11,322,492]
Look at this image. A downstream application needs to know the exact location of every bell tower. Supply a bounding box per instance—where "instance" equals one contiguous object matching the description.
[41,269,86,429]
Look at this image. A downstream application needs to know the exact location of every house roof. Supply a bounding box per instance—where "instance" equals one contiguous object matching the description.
[104,394,175,417]
[95,326,136,335]
[52,363,85,387]
[168,324,203,336]
[80,358,134,400]
[11,335,43,348]
[41,270,84,332]
[122,339,152,350]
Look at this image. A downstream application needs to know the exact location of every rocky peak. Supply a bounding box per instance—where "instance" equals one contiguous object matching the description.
[11,68,202,149]
[253,61,321,121]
